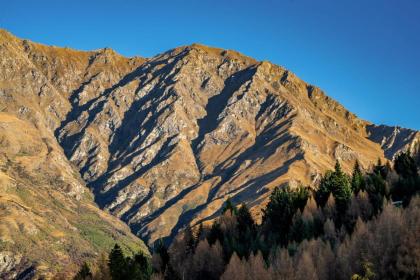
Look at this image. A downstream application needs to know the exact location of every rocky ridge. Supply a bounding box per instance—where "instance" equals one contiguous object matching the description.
[0,29,418,249]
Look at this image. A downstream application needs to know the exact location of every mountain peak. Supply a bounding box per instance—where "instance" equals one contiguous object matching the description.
[0,28,12,37]
[169,43,259,66]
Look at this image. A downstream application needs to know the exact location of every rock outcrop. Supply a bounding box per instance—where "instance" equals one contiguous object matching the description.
[367,124,419,159]
[0,29,418,253]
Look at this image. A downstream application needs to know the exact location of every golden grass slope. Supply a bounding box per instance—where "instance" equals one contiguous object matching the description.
[0,112,148,279]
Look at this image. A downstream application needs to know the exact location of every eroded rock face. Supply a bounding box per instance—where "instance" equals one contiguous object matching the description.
[0,252,35,280]
[0,31,147,278]
[0,29,418,248]
[367,124,420,159]
[0,252,21,277]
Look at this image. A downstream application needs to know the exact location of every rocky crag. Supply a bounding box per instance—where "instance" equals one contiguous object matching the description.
[1,28,418,258]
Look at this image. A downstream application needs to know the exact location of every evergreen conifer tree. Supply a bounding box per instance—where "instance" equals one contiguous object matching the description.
[351,160,365,194]
[235,203,256,257]
[316,161,352,217]
[207,222,223,245]
[392,151,420,206]
[263,186,300,245]
[127,252,152,280]
[108,244,127,280]
[394,151,418,179]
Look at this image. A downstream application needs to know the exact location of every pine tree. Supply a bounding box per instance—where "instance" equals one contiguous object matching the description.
[366,172,386,214]
[391,151,420,206]
[351,160,365,194]
[207,222,223,245]
[394,151,418,179]
[294,186,310,212]
[235,203,256,257]
[127,252,152,280]
[316,170,334,207]
[263,186,299,245]
[332,161,353,215]
[316,161,352,220]
[108,244,127,280]
[373,158,388,179]
[236,203,255,235]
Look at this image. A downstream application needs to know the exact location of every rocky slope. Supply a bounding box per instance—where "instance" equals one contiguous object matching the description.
[0,31,148,278]
[1,29,418,252]
[0,113,148,279]
[367,124,419,159]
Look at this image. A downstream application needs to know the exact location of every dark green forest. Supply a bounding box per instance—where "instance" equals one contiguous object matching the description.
[73,150,420,280]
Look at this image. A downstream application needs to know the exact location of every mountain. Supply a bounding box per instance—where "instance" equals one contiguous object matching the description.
[0,27,418,256]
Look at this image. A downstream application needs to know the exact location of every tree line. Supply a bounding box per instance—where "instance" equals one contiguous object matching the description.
[73,151,420,280]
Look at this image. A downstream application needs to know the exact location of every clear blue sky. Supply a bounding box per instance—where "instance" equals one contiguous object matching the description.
[1,0,419,129]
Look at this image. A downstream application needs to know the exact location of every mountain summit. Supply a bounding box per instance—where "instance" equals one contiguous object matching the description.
[0,28,418,258]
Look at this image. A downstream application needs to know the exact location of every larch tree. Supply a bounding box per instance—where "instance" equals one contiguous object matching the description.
[396,197,420,279]
[221,252,247,280]
[247,251,271,280]
[295,251,319,280]
[270,248,294,280]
